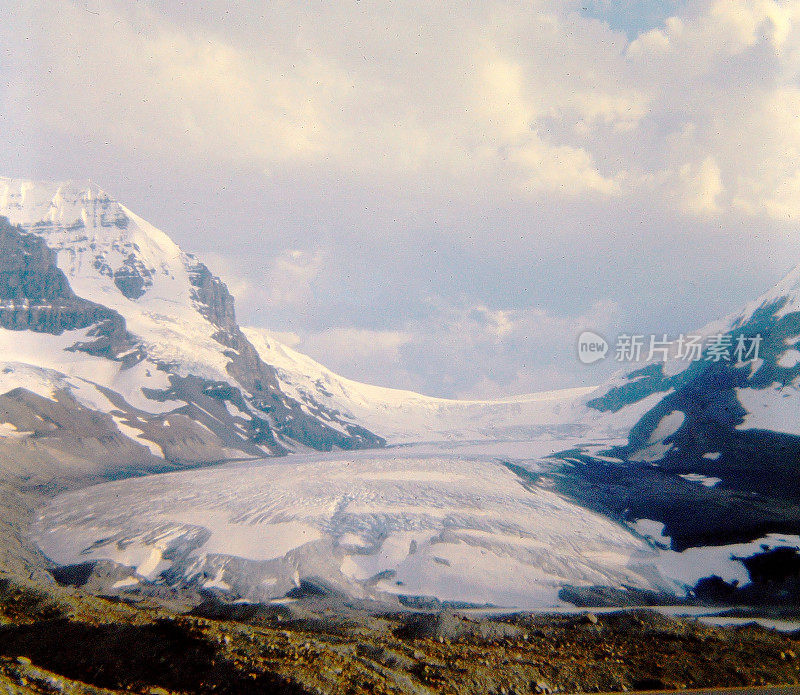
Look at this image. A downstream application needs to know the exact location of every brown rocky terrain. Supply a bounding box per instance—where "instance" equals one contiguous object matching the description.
[0,572,799,695]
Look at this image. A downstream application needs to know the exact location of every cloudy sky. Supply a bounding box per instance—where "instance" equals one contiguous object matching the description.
[3,0,800,397]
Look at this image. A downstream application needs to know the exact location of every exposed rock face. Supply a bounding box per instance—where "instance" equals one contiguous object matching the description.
[0,381,264,491]
[0,219,74,302]
[113,255,153,300]
[0,386,162,487]
[187,257,237,331]
[186,251,384,451]
[587,297,800,501]
[219,328,385,451]
[0,217,139,361]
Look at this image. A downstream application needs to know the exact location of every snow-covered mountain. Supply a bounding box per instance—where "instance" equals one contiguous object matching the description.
[0,178,605,489]
[0,179,620,490]
[0,178,385,487]
[553,262,800,553]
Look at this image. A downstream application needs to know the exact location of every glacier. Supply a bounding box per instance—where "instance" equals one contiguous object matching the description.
[29,445,688,610]
[34,441,796,610]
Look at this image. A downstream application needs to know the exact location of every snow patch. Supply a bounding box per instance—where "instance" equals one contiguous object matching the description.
[655,534,800,589]
[630,519,671,548]
[679,473,722,488]
[111,577,140,590]
[0,422,32,439]
[777,349,800,369]
[648,411,685,444]
[736,383,800,436]
[111,415,165,458]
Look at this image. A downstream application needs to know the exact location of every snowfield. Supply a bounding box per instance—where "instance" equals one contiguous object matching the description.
[243,327,597,443]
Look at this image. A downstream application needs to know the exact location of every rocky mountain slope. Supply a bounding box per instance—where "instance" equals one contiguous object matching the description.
[551,262,800,554]
[0,179,383,489]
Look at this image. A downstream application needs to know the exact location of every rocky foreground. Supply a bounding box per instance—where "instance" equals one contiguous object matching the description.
[0,575,799,695]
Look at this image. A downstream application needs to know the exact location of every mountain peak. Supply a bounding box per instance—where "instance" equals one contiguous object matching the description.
[1,177,107,221]
[0,177,187,303]
[0,177,179,256]
[0,174,386,463]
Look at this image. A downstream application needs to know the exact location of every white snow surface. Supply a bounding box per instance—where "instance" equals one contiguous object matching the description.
[679,473,722,488]
[628,521,800,588]
[736,381,800,436]
[36,443,797,608]
[777,349,800,369]
[630,519,671,548]
[627,408,685,463]
[648,411,685,443]
[35,445,687,610]
[0,328,178,414]
[655,534,800,588]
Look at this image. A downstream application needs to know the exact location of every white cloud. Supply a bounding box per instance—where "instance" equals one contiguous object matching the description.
[677,157,725,216]
[266,250,325,308]
[4,0,638,198]
[306,328,413,362]
[290,298,621,397]
[622,0,800,220]
[299,328,418,390]
[9,0,800,215]
[36,10,341,166]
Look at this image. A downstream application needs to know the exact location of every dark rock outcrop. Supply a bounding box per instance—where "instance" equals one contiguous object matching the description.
[187,257,237,330]
[0,216,140,361]
[113,255,153,300]
[184,252,384,451]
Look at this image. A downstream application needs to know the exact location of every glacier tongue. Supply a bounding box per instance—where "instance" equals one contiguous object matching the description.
[34,444,678,610]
